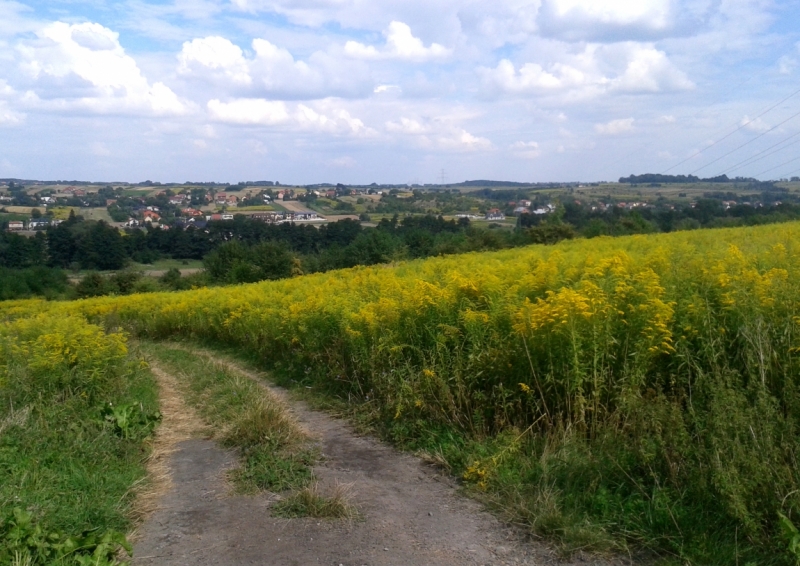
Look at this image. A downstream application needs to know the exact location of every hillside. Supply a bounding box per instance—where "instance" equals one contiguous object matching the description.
[4,222,800,564]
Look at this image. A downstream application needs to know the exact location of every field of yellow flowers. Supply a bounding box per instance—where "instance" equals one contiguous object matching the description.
[4,222,800,563]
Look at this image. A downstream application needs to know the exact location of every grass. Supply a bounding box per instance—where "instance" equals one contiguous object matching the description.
[142,343,364,521]
[140,343,316,494]
[272,482,358,519]
[0,319,159,565]
[128,258,204,272]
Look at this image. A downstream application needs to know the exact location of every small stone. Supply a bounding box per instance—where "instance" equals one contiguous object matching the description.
[384,547,389,551]
[428,511,433,516]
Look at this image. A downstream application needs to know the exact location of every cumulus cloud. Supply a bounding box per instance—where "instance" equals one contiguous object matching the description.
[177,35,370,99]
[345,21,451,62]
[17,22,186,115]
[178,36,251,85]
[538,0,674,40]
[0,101,24,125]
[595,117,635,135]
[741,115,770,133]
[385,115,491,151]
[610,46,694,92]
[207,97,370,135]
[329,156,356,167]
[479,43,692,99]
[511,141,541,158]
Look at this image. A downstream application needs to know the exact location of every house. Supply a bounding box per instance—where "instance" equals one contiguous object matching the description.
[169,195,186,205]
[181,207,204,217]
[294,212,319,221]
[72,189,86,197]
[252,212,279,223]
[214,194,238,207]
[513,206,530,216]
[6,220,24,231]
[485,208,505,221]
[519,200,532,207]
[533,208,549,215]
[125,218,140,227]
[28,219,50,230]
[143,210,161,222]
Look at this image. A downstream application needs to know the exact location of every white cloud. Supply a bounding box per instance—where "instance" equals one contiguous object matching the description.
[178,36,251,85]
[511,141,541,158]
[345,21,451,62]
[479,43,692,99]
[385,115,491,151]
[595,117,634,134]
[18,22,186,115]
[177,35,370,99]
[610,46,694,92]
[537,0,680,40]
[740,115,770,133]
[479,58,591,94]
[385,117,428,134]
[545,0,670,27]
[207,98,290,125]
[374,84,401,94]
[329,156,356,167]
[0,100,24,125]
[778,55,797,75]
[91,142,111,156]
[207,97,369,135]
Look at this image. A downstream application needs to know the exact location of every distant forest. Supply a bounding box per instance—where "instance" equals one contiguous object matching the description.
[619,173,739,184]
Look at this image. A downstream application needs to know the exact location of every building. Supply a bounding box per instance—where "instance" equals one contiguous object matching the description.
[485,208,505,221]
[6,220,24,231]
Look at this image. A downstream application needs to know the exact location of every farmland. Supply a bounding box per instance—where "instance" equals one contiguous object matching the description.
[3,220,800,563]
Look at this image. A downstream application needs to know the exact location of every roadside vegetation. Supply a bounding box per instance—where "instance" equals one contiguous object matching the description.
[0,315,159,565]
[141,343,316,495]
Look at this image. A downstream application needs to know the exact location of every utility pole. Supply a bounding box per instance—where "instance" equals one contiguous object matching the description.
[440,169,447,186]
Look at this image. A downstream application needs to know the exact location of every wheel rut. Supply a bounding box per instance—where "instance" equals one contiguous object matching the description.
[132,347,626,566]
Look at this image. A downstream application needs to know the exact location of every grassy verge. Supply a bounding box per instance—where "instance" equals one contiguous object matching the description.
[0,316,159,565]
[140,343,315,494]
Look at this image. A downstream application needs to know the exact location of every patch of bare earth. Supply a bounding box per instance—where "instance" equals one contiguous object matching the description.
[132,350,629,566]
[128,363,207,535]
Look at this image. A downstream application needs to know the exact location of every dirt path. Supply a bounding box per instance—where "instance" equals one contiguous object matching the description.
[133,351,626,566]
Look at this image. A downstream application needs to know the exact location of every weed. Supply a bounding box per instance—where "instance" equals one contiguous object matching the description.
[272,482,358,520]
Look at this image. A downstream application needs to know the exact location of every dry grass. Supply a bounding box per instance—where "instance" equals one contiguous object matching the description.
[128,362,206,536]
[272,481,359,519]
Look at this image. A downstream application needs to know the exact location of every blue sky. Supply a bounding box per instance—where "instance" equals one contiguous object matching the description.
[0,0,799,184]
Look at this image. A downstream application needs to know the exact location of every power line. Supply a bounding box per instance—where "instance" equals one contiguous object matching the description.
[720,131,800,175]
[661,85,800,174]
[690,107,800,174]
[753,154,800,179]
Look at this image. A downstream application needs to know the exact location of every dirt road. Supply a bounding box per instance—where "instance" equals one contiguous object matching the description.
[132,352,624,566]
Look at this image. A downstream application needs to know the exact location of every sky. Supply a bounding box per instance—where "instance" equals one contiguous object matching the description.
[0,0,799,184]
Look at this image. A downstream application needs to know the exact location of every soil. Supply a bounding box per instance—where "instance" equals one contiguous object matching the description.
[132,353,629,566]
